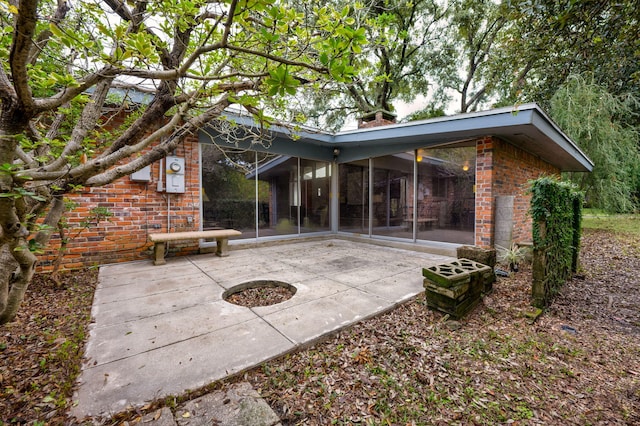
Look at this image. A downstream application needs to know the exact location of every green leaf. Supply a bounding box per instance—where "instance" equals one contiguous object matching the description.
[265,65,300,97]
[49,23,63,38]
[42,395,56,404]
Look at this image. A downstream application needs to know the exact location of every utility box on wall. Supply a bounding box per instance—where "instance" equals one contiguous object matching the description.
[165,156,185,193]
[130,165,152,182]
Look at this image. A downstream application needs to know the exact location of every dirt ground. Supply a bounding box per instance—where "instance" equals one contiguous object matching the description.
[1,228,639,424]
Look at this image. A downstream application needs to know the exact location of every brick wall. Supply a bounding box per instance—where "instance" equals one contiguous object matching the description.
[475,137,560,248]
[38,137,202,272]
[38,130,562,270]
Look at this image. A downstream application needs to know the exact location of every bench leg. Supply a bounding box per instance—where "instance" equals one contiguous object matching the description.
[215,237,230,257]
[153,242,167,265]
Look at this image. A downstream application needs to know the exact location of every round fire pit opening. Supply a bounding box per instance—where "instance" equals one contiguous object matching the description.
[223,280,297,307]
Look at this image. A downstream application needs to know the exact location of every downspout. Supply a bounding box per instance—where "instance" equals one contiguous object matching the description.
[368,158,373,237]
[167,193,171,233]
[413,150,418,242]
[473,149,478,246]
[386,170,390,227]
[297,157,301,235]
[255,151,259,240]
[330,161,339,233]
[156,158,170,233]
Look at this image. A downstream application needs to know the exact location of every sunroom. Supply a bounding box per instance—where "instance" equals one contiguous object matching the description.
[198,104,593,252]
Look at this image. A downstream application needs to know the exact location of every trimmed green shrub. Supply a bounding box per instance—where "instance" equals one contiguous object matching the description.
[570,192,583,273]
[530,176,584,308]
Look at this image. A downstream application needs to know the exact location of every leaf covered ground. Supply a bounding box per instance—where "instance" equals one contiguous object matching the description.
[0,269,97,424]
[1,228,639,424]
[241,229,640,425]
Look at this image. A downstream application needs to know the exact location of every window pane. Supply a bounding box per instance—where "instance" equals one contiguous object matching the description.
[338,162,370,234]
[257,156,299,236]
[372,154,413,238]
[300,159,331,232]
[416,146,475,244]
[201,144,265,239]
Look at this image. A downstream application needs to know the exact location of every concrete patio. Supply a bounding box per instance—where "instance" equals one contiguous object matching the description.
[71,238,455,420]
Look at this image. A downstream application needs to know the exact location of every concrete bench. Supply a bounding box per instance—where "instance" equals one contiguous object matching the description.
[149,229,241,265]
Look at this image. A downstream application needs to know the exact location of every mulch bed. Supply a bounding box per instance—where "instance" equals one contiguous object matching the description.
[0,269,97,424]
[226,285,295,307]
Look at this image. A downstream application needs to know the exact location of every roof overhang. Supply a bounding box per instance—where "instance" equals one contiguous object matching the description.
[199,103,593,172]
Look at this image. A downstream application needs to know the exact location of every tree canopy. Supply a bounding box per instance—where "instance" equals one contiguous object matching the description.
[428,0,509,113]
[550,74,640,212]
[293,0,446,130]
[0,0,367,323]
[2,0,639,323]
[493,0,640,113]
[298,0,639,127]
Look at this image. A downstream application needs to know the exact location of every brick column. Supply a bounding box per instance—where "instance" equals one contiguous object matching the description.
[475,137,494,248]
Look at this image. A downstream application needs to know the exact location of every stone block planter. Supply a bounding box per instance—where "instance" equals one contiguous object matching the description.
[422,263,471,288]
[423,258,495,319]
[456,245,497,268]
[451,258,496,294]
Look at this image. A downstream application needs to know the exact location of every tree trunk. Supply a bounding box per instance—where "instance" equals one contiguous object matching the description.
[0,194,35,325]
[0,247,17,323]
[0,195,66,324]
[0,104,43,324]
[0,243,37,324]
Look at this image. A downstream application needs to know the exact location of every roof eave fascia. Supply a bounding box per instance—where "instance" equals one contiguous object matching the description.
[217,112,335,145]
[332,104,538,145]
[529,105,594,172]
[202,103,593,172]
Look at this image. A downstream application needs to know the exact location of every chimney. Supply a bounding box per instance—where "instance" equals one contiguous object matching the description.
[357,110,397,129]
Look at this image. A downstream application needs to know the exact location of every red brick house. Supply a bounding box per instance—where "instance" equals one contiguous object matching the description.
[40,103,592,270]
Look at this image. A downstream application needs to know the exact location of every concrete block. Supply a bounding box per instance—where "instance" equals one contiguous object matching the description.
[451,258,495,294]
[423,279,469,300]
[176,382,280,426]
[456,245,497,268]
[422,264,471,288]
[424,288,480,320]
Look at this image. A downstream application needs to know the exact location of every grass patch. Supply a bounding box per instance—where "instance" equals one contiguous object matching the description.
[582,212,640,236]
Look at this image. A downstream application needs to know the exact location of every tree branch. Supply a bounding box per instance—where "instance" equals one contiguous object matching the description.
[39,77,114,173]
[33,65,119,112]
[224,44,327,74]
[27,0,70,65]
[84,96,231,187]
[0,62,17,103]
[10,0,39,113]
[33,196,66,246]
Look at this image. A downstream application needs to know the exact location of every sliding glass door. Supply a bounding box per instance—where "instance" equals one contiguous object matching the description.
[338,161,370,234]
[201,144,331,239]
[338,147,475,244]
